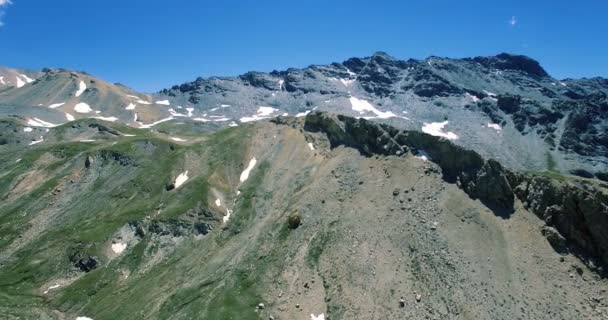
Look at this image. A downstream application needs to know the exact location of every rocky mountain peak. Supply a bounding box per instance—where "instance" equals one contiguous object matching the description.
[470,53,549,78]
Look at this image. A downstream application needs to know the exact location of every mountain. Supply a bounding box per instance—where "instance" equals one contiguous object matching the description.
[156,52,608,178]
[2,53,607,180]
[0,112,606,320]
[1,54,608,319]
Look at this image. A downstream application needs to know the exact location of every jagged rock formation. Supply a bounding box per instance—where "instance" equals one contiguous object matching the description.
[509,173,608,268]
[304,111,607,269]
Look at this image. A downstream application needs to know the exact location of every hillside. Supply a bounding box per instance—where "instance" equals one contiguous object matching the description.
[0,113,606,320]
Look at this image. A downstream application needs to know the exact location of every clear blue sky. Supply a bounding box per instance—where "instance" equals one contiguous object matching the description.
[0,0,606,92]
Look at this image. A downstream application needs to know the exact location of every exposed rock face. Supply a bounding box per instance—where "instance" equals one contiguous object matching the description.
[304,112,513,211]
[463,159,514,213]
[511,173,608,268]
[470,53,550,78]
[305,112,608,268]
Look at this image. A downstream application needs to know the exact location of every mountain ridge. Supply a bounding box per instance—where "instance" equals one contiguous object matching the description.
[1,52,607,180]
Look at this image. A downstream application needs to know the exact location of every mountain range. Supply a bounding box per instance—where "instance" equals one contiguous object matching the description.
[0,53,607,320]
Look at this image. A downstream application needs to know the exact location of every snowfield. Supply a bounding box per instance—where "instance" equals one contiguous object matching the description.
[74,102,93,113]
[27,118,58,128]
[75,81,87,97]
[239,158,257,182]
[240,106,278,123]
[156,100,170,105]
[487,123,502,131]
[29,136,44,146]
[139,116,174,129]
[311,314,325,320]
[93,116,118,122]
[422,121,459,140]
[296,110,311,117]
[48,102,66,109]
[111,243,127,254]
[350,97,398,119]
[174,171,189,189]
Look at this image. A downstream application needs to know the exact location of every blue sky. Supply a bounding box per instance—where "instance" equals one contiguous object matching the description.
[0,0,606,92]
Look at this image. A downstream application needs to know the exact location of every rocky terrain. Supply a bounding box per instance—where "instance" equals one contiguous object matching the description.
[1,53,608,319]
[0,111,606,320]
[1,52,607,178]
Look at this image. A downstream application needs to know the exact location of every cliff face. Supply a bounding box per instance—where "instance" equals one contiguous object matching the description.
[304,112,514,212]
[304,112,608,270]
[509,173,608,268]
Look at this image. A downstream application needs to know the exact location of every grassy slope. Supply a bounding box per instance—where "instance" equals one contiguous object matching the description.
[0,120,283,319]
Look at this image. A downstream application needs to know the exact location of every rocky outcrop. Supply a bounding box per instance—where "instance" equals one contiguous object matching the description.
[304,112,608,269]
[470,53,549,78]
[510,173,608,269]
[304,112,514,212]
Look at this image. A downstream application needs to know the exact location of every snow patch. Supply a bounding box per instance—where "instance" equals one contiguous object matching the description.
[465,92,480,103]
[296,110,311,117]
[186,108,194,117]
[311,314,325,320]
[0,76,4,85]
[482,90,497,97]
[221,104,231,108]
[125,103,136,110]
[174,171,189,189]
[308,142,315,151]
[349,97,398,119]
[223,209,233,223]
[75,81,87,97]
[136,100,152,105]
[76,317,94,320]
[421,121,459,140]
[43,284,61,294]
[20,74,34,83]
[23,127,33,132]
[29,136,44,145]
[79,139,96,142]
[139,117,174,129]
[239,158,257,183]
[74,102,93,113]
[169,137,187,142]
[169,108,189,117]
[487,123,502,131]
[215,198,221,207]
[559,81,567,87]
[93,116,118,122]
[111,243,127,254]
[27,118,58,128]
[278,79,285,91]
[340,78,355,86]
[156,100,170,105]
[240,107,277,123]
[48,102,65,109]
[65,113,75,121]
[16,77,25,88]
[229,122,238,127]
